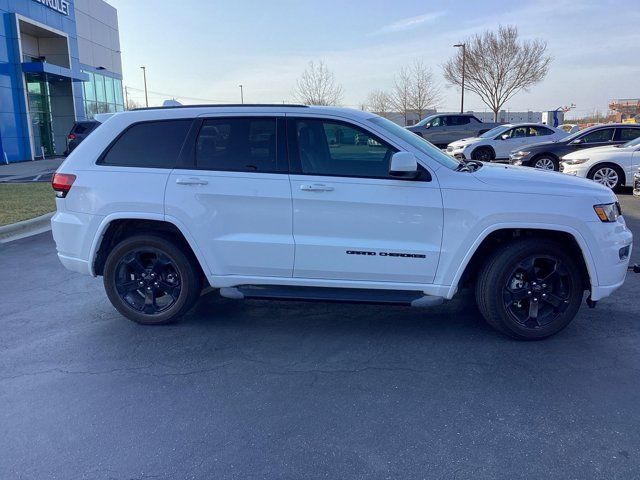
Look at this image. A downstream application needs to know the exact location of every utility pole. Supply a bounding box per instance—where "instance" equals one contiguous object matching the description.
[239,84,244,104]
[140,66,149,107]
[124,85,129,110]
[454,43,466,113]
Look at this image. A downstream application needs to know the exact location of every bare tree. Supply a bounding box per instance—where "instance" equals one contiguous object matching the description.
[409,60,441,120]
[443,25,551,121]
[293,60,343,106]
[365,89,392,116]
[390,66,412,124]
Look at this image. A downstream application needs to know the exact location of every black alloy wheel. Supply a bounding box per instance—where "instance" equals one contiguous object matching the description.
[502,255,571,329]
[475,239,584,340]
[104,235,201,324]
[114,249,182,315]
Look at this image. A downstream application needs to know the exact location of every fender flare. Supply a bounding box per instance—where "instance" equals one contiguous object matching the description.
[87,212,212,277]
[444,222,599,299]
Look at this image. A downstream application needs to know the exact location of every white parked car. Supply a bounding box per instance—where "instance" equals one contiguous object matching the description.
[446,123,567,162]
[51,105,632,340]
[561,136,640,190]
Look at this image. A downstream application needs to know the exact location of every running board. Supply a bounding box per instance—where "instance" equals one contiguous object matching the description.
[219,286,444,307]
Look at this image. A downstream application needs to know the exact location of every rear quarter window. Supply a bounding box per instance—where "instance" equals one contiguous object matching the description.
[100,120,192,168]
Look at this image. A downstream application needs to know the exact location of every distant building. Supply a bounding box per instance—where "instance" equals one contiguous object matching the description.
[609,99,640,122]
[0,0,123,163]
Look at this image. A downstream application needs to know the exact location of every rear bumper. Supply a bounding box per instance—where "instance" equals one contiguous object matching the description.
[51,209,103,276]
[57,253,91,275]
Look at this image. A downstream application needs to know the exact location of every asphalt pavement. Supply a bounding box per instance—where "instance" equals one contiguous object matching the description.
[1,193,639,479]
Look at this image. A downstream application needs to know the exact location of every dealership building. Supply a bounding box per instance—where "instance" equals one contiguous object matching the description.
[0,0,123,163]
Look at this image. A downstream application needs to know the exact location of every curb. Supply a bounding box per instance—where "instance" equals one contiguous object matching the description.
[0,212,54,243]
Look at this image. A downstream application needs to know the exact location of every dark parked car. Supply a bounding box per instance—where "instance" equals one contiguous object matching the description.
[406,113,502,148]
[64,120,100,155]
[509,124,640,171]
[634,168,640,197]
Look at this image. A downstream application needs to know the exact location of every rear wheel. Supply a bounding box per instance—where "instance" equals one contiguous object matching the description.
[475,239,584,340]
[588,163,624,191]
[471,147,494,162]
[533,155,558,171]
[103,235,202,325]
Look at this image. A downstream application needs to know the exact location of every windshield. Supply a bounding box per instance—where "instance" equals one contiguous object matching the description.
[623,136,640,148]
[414,114,438,127]
[370,116,460,169]
[479,125,510,139]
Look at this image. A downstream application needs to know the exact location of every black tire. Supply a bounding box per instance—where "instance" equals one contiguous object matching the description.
[103,235,202,325]
[475,239,584,340]
[471,147,494,162]
[532,155,559,171]
[587,163,624,191]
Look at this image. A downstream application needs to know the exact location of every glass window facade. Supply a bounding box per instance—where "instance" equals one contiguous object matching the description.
[82,71,124,118]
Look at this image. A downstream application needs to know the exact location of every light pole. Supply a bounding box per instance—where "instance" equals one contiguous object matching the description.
[239,84,244,104]
[140,66,148,107]
[453,43,465,113]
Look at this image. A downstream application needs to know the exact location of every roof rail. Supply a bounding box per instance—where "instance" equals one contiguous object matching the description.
[131,103,310,111]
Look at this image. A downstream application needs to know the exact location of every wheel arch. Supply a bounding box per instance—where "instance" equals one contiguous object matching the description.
[90,214,210,278]
[530,152,559,162]
[447,225,596,299]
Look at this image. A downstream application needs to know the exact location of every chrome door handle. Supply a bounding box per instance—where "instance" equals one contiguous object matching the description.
[176,177,209,186]
[300,183,334,192]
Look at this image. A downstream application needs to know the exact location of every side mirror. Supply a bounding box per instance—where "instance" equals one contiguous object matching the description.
[501,134,510,140]
[424,123,431,129]
[390,152,419,179]
[570,138,583,145]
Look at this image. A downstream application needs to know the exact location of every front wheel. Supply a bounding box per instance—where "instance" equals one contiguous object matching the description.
[471,147,494,162]
[475,239,585,340]
[588,164,623,191]
[533,155,558,171]
[103,235,202,325]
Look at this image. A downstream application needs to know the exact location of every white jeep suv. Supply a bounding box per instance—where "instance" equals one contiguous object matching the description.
[51,105,633,340]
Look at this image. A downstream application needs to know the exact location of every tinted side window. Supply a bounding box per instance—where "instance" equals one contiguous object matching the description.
[508,127,527,138]
[294,119,396,178]
[101,120,191,168]
[581,128,614,143]
[528,126,554,136]
[196,118,277,172]
[448,116,470,126]
[73,122,97,135]
[616,128,640,141]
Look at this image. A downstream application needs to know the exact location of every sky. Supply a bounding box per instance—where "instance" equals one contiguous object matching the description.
[106,0,640,118]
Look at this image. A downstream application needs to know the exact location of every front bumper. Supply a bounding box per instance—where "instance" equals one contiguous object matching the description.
[509,153,532,166]
[559,163,589,178]
[586,217,633,301]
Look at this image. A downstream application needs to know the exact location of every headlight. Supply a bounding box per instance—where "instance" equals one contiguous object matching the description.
[563,158,589,165]
[512,151,530,158]
[593,202,621,222]
[512,159,523,166]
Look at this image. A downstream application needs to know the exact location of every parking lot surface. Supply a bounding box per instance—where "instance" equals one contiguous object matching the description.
[1,194,639,479]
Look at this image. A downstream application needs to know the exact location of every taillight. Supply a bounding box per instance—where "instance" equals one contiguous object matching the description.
[67,133,76,140]
[52,173,76,198]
